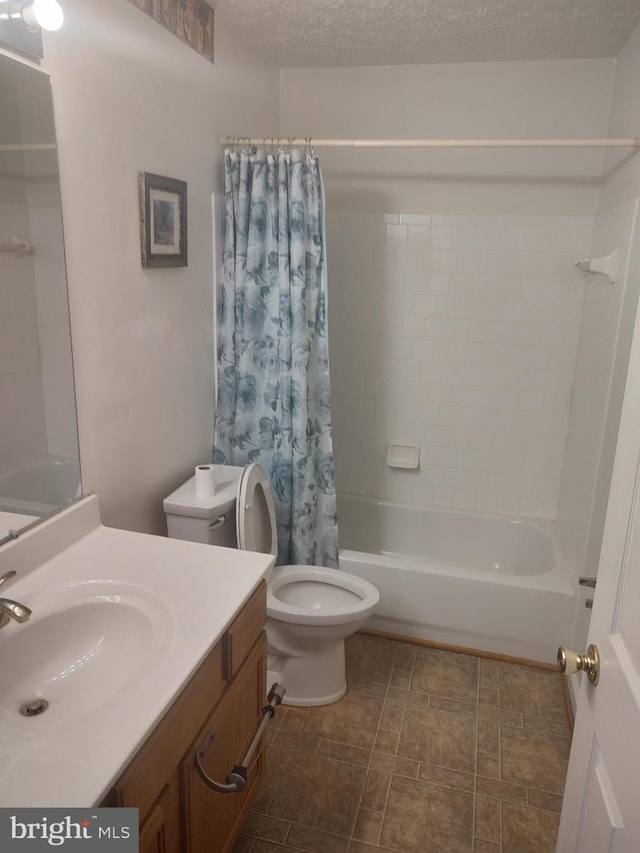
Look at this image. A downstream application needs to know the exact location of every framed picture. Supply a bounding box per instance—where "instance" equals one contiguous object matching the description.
[138,172,187,268]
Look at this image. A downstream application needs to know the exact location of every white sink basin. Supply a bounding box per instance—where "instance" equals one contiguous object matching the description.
[0,495,274,808]
[0,580,174,739]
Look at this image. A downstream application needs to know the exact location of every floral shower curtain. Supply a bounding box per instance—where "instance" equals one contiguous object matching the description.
[213,147,338,567]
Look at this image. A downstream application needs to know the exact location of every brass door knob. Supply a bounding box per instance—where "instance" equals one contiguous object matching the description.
[557,644,600,685]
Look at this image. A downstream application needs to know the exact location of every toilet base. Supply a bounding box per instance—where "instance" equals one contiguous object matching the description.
[268,639,348,707]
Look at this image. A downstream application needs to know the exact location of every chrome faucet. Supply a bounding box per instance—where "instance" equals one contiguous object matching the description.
[0,570,31,628]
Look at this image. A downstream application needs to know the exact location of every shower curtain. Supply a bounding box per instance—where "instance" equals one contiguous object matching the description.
[213,146,338,568]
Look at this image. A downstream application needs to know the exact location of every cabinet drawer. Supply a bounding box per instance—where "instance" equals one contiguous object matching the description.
[223,582,266,680]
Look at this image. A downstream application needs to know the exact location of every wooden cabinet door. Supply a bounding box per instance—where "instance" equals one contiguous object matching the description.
[138,771,182,853]
[183,633,267,853]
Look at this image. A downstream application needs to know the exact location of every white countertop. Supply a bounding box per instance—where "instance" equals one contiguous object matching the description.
[0,495,274,807]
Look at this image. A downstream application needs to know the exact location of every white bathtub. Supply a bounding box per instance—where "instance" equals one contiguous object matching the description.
[0,457,81,517]
[338,495,575,663]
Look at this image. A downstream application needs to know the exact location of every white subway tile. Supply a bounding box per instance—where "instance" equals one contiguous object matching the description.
[407,225,431,248]
[410,339,435,361]
[417,249,442,272]
[432,214,465,225]
[425,273,450,295]
[401,272,426,293]
[477,224,504,250]
[381,315,403,336]
[414,295,438,318]
[454,489,477,510]
[385,224,408,247]
[400,214,431,225]
[389,337,413,359]
[394,248,419,272]
[430,225,455,249]
[494,493,522,515]
[382,271,406,292]
[402,316,425,338]
[383,248,396,270]
[423,317,469,341]
[453,224,479,249]
[432,485,455,507]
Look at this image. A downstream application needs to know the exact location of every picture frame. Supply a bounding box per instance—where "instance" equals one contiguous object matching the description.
[127,0,214,63]
[138,172,187,268]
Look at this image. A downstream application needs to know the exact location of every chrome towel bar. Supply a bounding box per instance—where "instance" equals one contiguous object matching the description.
[195,682,286,794]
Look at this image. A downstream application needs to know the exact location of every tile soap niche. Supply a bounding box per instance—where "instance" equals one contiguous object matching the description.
[386,442,420,470]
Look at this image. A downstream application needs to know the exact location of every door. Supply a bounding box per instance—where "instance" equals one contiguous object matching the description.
[556,276,640,849]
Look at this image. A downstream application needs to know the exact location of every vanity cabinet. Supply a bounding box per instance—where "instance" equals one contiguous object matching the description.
[184,636,266,852]
[103,581,267,853]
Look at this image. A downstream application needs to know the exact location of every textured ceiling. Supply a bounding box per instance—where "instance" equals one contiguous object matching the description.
[211,0,640,67]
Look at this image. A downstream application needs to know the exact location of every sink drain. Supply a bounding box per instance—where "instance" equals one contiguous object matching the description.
[20,699,49,717]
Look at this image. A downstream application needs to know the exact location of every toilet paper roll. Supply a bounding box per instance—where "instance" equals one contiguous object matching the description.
[195,464,216,497]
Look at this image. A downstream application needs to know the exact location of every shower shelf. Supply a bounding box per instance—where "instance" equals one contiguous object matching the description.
[574,250,620,284]
[386,442,420,470]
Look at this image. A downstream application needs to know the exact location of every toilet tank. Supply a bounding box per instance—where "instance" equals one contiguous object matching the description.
[163,464,243,548]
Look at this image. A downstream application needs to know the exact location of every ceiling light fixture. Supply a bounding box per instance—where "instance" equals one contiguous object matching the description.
[21,0,63,32]
[15,0,63,32]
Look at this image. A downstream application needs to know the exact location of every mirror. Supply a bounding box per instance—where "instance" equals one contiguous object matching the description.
[0,53,80,541]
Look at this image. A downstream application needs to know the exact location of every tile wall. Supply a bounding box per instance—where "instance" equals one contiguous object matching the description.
[327,212,594,518]
[0,159,48,476]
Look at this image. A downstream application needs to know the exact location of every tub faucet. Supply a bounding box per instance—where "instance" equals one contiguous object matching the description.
[0,570,31,628]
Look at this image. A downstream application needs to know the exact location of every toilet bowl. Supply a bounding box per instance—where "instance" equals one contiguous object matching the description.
[163,463,379,706]
[266,565,379,705]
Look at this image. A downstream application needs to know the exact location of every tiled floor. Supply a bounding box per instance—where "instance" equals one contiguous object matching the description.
[235,633,572,853]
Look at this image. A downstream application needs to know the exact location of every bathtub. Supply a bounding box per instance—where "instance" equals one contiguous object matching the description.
[338,495,575,663]
[0,457,81,517]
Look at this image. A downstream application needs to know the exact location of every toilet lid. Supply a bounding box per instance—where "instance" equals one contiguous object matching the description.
[237,462,278,557]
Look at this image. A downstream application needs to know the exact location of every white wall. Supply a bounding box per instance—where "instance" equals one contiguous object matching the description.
[42,0,280,534]
[599,25,640,212]
[281,59,614,214]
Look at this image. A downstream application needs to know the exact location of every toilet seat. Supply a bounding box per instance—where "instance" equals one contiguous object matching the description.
[267,566,379,626]
[236,462,278,557]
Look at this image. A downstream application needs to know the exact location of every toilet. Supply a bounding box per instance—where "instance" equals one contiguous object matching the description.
[163,463,379,706]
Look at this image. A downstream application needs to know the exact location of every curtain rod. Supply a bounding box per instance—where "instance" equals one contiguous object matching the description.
[223,137,640,149]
